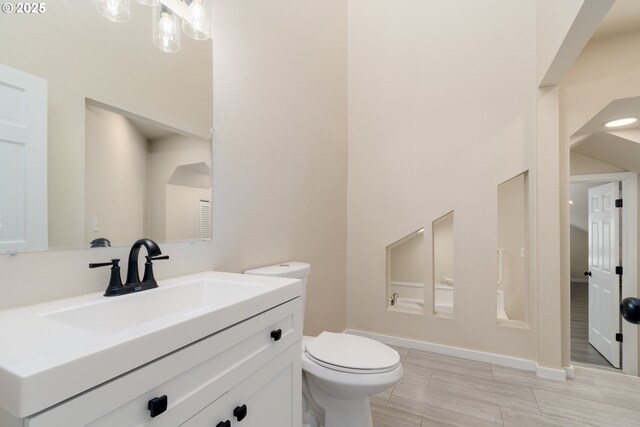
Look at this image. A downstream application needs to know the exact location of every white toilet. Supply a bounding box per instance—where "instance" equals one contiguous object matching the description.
[245,262,403,427]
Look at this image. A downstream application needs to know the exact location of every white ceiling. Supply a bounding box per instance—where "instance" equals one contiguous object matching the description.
[572,96,640,138]
[593,0,640,39]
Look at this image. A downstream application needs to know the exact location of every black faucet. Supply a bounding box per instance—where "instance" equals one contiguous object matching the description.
[90,238,169,297]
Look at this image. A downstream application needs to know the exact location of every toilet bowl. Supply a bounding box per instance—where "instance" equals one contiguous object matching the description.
[245,262,403,427]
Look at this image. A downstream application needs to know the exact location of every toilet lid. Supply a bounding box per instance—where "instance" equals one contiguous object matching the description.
[305,332,400,373]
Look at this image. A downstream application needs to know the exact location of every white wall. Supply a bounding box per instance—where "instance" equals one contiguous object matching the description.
[347,0,539,361]
[85,104,149,247]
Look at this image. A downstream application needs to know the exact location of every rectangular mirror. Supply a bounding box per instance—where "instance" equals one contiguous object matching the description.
[0,1,212,252]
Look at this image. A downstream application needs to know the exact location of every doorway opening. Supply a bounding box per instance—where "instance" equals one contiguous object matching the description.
[569,172,638,374]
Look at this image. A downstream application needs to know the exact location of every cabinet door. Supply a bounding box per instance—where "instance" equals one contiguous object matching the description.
[183,344,301,427]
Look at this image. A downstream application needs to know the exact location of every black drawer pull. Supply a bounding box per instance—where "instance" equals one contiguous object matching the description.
[216,421,231,427]
[147,395,168,418]
[234,404,248,422]
[270,329,282,341]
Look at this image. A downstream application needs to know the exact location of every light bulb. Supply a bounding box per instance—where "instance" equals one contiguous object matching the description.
[604,117,638,128]
[96,0,130,22]
[153,5,181,53]
[182,0,209,40]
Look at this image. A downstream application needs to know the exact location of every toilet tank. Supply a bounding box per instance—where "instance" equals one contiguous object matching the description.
[244,262,311,317]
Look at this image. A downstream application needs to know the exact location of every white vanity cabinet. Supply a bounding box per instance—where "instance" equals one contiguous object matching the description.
[22,298,302,427]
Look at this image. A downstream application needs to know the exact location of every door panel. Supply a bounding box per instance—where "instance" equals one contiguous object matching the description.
[0,64,47,252]
[588,182,620,368]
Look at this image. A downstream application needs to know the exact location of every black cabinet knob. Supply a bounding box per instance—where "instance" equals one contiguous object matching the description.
[216,421,231,427]
[234,404,248,422]
[147,395,168,418]
[270,329,282,341]
[584,271,592,276]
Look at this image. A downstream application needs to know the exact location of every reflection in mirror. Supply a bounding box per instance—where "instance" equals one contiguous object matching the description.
[497,171,529,323]
[386,228,425,314]
[85,102,211,248]
[433,211,454,316]
[0,1,212,253]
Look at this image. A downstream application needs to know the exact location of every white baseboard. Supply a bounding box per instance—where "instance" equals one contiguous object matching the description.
[535,364,567,381]
[345,329,545,374]
[563,365,575,379]
[571,278,588,284]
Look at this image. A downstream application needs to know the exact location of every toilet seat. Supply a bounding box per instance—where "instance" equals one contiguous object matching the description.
[305,332,400,374]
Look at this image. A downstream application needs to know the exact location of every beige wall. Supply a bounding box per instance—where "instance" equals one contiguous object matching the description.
[433,213,454,287]
[166,186,210,241]
[561,28,640,369]
[1,1,589,372]
[498,173,528,322]
[0,1,211,249]
[535,0,585,86]
[0,0,348,343]
[85,104,149,246]
[148,135,212,242]
[209,0,348,336]
[347,0,540,361]
[389,232,425,284]
[570,152,625,175]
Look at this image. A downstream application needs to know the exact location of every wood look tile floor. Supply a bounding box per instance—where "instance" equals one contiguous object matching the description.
[371,345,640,427]
[570,282,614,368]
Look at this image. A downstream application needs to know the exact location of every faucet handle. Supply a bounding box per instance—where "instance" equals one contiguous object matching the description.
[142,255,169,285]
[89,258,120,269]
[89,259,124,297]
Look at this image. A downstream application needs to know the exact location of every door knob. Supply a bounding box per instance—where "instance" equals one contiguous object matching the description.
[621,297,640,324]
[584,271,592,277]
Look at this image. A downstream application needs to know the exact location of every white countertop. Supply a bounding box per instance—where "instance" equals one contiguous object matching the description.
[0,271,301,418]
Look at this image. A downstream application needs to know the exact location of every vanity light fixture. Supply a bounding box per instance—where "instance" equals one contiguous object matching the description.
[182,0,208,40]
[153,4,181,53]
[95,0,131,22]
[95,0,210,53]
[604,117,638,128]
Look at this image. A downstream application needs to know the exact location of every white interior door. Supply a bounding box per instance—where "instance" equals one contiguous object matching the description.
[0,64,47,252]
[587,182,620,367]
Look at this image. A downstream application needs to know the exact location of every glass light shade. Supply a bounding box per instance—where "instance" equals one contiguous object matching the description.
[95,0,131,22]
[135,0,158,5]
[153,5,181,53]
[182,0,210,40]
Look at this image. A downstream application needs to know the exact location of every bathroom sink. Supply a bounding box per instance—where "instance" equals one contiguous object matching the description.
[44,279,261,334]
[0,271,302,418]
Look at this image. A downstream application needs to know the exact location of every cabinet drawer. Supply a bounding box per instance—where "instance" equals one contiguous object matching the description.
[27,298,302,427]
[182,343,301,427]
